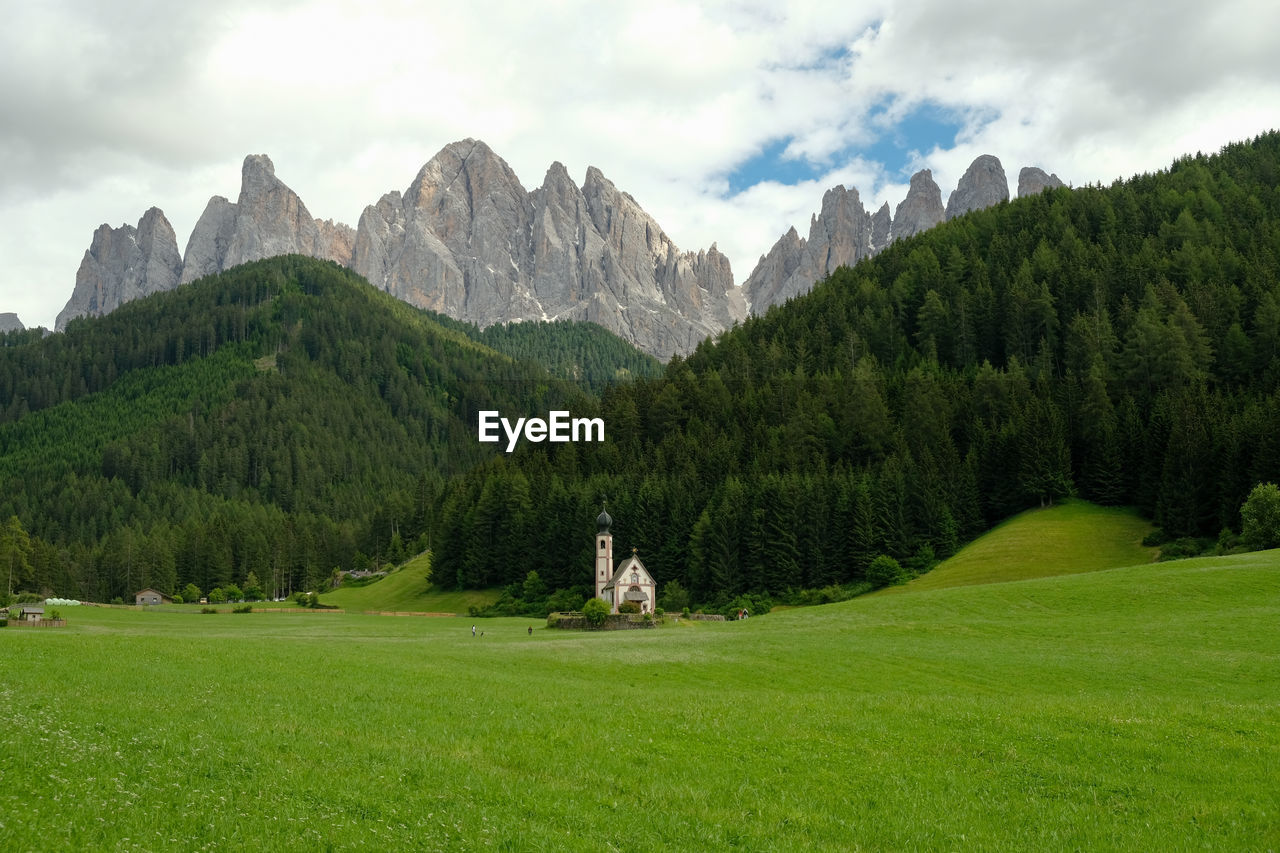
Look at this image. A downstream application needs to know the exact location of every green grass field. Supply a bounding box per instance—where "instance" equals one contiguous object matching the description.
[3,550,1277,850]
[899,499,1158,592]
[318,552,500,614]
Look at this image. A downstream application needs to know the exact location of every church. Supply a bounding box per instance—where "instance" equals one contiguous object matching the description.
[593,505,657,614]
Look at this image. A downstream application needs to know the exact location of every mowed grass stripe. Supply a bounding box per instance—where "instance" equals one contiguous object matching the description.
[2,552,1277,850]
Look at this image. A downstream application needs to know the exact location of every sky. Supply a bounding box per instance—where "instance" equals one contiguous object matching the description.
[2,0,1278,330]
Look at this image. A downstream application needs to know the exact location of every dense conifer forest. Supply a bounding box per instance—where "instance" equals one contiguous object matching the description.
[0,257,593,601]
[431,132,1280,605]
[3,133,1280,608]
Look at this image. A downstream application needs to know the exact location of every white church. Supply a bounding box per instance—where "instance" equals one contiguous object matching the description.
[593,505,657,614]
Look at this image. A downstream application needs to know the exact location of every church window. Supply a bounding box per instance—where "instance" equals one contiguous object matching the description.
[631,572,638,584]
[599,539,605,549]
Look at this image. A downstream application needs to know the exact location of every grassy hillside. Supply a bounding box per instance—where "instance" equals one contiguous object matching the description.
[3,552,1277,849]
[896,499,1157,592]
[318,553,499,614]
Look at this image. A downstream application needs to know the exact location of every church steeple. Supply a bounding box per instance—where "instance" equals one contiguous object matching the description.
[594,502,614,607]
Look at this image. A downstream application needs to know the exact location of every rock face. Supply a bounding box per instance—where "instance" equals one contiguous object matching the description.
[1018,166,1065,197]
[180,154,354,284]
[892,169,945,240]
[945,155,1009,220]
[0,313,23,333]
[745,155,1057,314]
[742,185,884,312]
[56,207,183,331]
[352,139,743,359]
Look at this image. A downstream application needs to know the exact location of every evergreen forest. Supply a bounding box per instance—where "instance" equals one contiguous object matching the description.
[3,132,1280,608]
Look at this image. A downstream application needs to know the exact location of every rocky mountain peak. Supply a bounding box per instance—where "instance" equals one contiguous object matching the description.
[892,168,945,240]
[946,155,1009,220]
[179,154,353,285]
[56,206,183,331]
[0,313,23,333]
[1018,166,1065,197]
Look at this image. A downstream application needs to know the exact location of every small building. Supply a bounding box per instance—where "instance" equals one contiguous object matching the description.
[20,606,44,623]
[134,588,173,606]
[592,506,658,614]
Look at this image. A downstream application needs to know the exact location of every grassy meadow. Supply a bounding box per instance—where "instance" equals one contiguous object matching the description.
[3,552,1278,850]
[897,499,1158,592]
[317,553,500,614]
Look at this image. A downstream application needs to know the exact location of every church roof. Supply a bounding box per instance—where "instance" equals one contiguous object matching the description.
[623,587,649,602]
[597,504,612,534]
[603,552,650,591]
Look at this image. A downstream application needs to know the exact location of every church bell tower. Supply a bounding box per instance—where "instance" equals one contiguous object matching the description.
[595,503,613,604]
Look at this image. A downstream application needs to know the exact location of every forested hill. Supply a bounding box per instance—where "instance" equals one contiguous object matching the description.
[422,313,664,391]
[0,256,594,601]
[430,132,1280,606]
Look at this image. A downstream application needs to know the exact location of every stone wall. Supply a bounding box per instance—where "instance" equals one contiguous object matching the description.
[547,612,657,630]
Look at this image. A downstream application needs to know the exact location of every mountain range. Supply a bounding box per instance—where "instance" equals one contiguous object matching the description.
[48,141,1061,357]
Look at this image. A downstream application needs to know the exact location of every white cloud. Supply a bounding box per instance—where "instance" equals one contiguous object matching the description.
[1,0,1277,329]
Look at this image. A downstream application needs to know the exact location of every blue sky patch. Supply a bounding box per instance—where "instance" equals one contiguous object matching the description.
[726,137,824,195]
[725,100,965,196]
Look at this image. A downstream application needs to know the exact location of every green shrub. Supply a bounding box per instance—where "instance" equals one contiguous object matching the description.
[110,596,124,606]
[48,608,61,621]
[658,580,691,613]
[547,588,586,613]
[1142,530,1167,547]
[867,555,908,588]
[232,604,253,614]
[1157,537,1213,561]
[172,594,184,604]
[201,607,218,614]
[582,598,609,629]
[545,613,561,628]
[1241,482,1280,550]
[618,601,641,615]
[208,587,227,604]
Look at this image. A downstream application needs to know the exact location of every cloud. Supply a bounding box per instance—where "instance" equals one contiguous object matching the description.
[1,0,1277,329]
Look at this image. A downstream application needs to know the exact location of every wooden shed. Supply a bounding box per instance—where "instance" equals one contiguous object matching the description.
[134,589,173,606]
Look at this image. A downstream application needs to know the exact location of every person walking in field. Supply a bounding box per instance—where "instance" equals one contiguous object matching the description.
[472,625,476,637]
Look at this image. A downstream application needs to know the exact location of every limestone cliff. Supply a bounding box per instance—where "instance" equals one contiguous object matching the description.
[352,140,743,359]
[56,207,183,331]
[180,154,354,284]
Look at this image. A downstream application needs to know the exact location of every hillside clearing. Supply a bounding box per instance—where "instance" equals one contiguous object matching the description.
[897,499,1158,592]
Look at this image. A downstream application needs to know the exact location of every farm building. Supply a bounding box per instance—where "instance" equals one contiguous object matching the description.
[134,589,173,606]
[20,606,44,622]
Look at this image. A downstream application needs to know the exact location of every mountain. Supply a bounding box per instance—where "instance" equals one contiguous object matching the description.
[59,143,741,360]
[352,139,743,360]
[944,154,1009,219]
[741,184,886,311]
[429,132,1280,603]
[1018,166,1065,197]
[2,255,593,601]
[0,313,22,333]
[180,154,355,284]
[55,207,183,331]
[744,154,1058,313]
